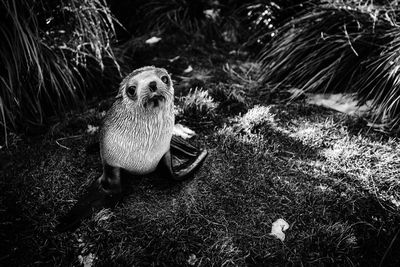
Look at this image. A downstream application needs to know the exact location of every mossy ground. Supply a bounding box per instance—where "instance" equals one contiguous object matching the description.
[1,38,400,266]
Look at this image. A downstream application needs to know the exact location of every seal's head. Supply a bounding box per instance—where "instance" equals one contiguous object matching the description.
[117,66,174,110]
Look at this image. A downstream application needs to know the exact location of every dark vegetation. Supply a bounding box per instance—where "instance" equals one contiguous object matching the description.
[1,0,400,266]
[259,1,400,129]
[0,0,120,138]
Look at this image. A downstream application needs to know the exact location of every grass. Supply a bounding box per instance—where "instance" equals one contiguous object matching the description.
[0,0,120,141]
[258,1,400,130]
[177,88,218,121]
[140,0,211,36]
[1,38,400,266]
[122,0,250,44]
[243,0,318,45]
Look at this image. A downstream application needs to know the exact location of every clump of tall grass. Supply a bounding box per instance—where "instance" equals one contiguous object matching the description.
[177,88,217,120]
[258,1,400,129]
[0,0,119,141]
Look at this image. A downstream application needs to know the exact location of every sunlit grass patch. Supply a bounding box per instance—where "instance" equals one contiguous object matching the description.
[216,105,277,158]
[218,105,275,136]
[239,105,275,133]
[322,134,400,206]
[177,88,218,121]
[212,108,368,265]
[279,103,400,214]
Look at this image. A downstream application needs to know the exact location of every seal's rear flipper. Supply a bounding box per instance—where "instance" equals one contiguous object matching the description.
[56,178,122,233]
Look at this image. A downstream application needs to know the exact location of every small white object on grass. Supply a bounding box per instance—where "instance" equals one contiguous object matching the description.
[169,56,180,62]
[390,196,400,208]
[78,253,96,267]
[187,254,197,266]
[145,36,162,44]
[86,125,99,135]
[183,65,193,73]
[203,9,219,21]
[173,124,196,139]
[270,218,290,241]
[317,184,328,191]
[99,111,107,118]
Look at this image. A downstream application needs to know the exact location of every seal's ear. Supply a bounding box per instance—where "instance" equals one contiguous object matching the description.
[115,91,122,99]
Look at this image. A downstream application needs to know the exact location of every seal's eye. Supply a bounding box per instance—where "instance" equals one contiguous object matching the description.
[161,75,169,84]
[126,85,137,100]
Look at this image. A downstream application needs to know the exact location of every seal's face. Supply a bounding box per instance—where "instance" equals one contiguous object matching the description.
[118,66,174,110]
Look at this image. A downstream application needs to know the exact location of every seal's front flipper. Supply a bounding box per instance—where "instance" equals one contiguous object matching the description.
[56,165,122,233]
[158,142,207,181]
[170,135,198,157]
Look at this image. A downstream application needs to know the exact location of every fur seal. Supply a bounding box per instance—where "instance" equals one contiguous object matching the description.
[56,66,207,232]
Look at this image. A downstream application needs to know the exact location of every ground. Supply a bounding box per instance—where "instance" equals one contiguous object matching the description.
[1,37,400,266]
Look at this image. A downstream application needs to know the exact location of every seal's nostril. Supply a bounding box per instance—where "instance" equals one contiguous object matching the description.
[149,81,157,92]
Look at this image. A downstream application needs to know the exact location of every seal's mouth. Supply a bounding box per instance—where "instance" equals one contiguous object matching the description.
[144,94,165,108]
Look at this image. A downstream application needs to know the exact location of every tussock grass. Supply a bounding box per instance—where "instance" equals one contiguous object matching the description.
[243,0,318,46]
[177,88,218,121]
[259,1,400,129]
[208,83,248,115]
[222,62,260,90]
[0,0,119,140]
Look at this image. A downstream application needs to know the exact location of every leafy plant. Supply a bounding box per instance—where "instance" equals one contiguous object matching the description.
[0,0,120,142]
[258,1,400,129]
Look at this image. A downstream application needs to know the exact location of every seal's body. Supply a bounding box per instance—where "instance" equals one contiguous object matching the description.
[101,100,173,174]
[100,67,174,174]
[56,66,207,232]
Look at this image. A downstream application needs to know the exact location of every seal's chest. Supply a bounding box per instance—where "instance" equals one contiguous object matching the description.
[101,111,174,174]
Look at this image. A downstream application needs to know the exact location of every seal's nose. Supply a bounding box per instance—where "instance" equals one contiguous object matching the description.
[149,81,157,92]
